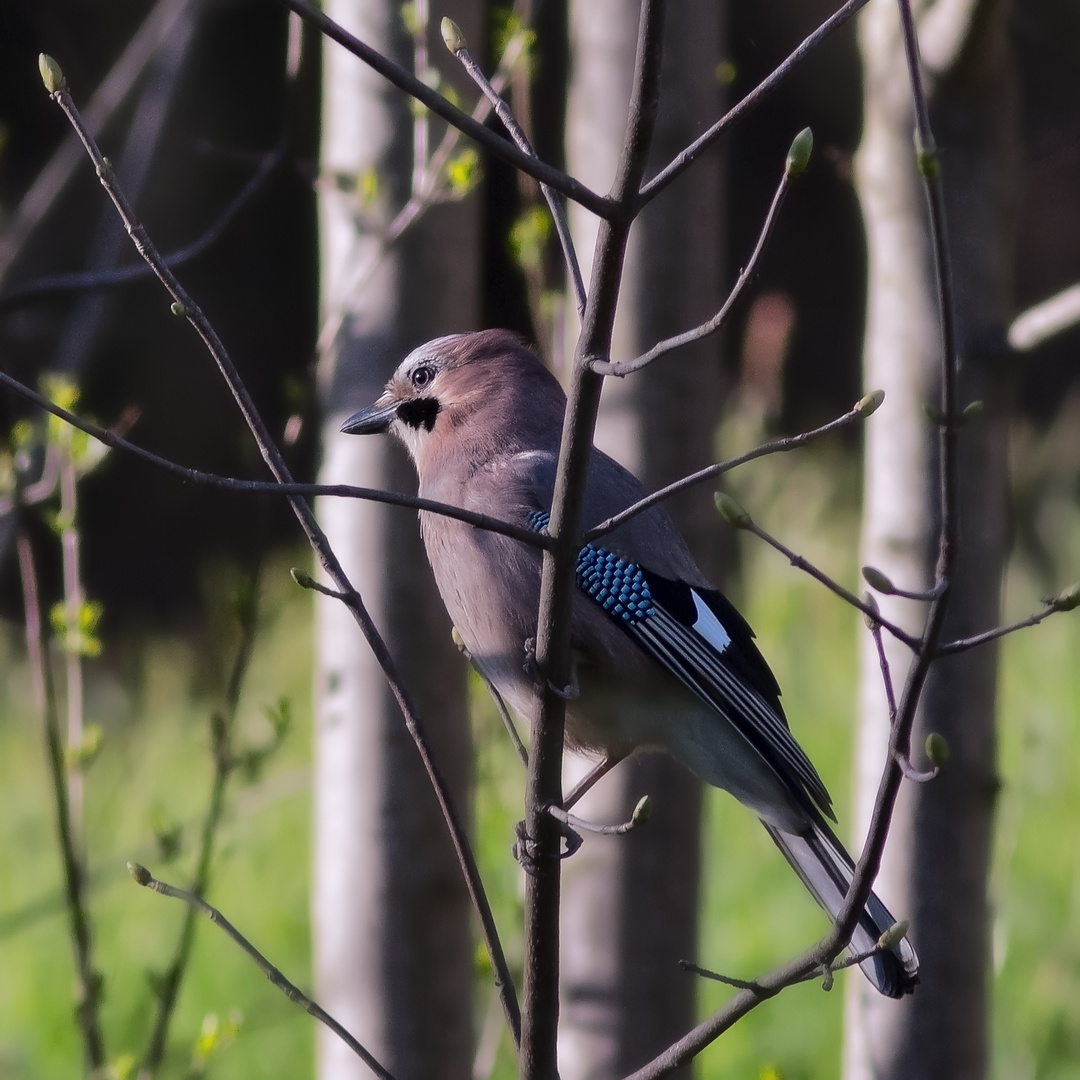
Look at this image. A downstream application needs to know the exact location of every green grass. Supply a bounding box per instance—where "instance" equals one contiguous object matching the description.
[2,460,1079,1078]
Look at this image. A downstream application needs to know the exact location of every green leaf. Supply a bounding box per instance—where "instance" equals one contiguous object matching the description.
[508,206,552,272]
[445,148,481,196]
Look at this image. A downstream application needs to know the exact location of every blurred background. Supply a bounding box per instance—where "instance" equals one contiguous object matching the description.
[1,0,1079,1077]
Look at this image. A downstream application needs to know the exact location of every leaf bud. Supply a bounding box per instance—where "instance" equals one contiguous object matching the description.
[785,127,814,179]
[855,389,885,417]
[632,795,652,825]
[861,565,896,594]
[39,54,66,94]
[713,491,751,529]
[1054,581,1080,612]
[924,732,950,767]
[877,920,910,950]
[127,861,152,886]
[441,17,467,54]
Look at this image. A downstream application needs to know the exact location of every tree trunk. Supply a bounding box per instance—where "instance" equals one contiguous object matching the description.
[312,2,480,1077]
[559,2,724,1075]
[845,2,1019,1077]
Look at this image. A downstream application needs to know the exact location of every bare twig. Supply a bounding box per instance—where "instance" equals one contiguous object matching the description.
[45,71,521,1048]
[0,366,551,551]
[732,514,922,650]
[638,0,870,206]
[584,399,872,541]
[546,800,647,836]
[446,31,586,316]
[937,584,1080,656]
[592,140,799,376]
[0,0,194,282]
[455,633,530,767]
[16,527,106,1070]
[562,752,629,811]
[0,145,283,315]
[139,575,262,1076]
[127,863,394,1080]
[277,0,611,219]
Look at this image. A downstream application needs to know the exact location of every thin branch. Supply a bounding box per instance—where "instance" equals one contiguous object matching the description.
[16,526,106,1070]
[127,864,395,1080]
[585,400,871,542]
[937,588,1080,656]
[562,752,629,811]
[448,39,586,316]
[592,156,794,376]
[680,943,888,990]
[277,0,612,219]
[546,801,646,836]
[867,615,899,725]
[46,75,522,1048]
[316,28,528,355]
[0,144,283,315]
[139,576,262,1075]
[737,515,922,656]
[638,0,870,206]
[0,366,551,551]
[0,0,194,282]
[455,635,529,767]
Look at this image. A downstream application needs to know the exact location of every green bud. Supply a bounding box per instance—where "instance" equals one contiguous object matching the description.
[441,16,468,53]
[290,567,316,590]
[170,301,187,318]
[862,590,880,628]
[961,400,984,424]
[922,402,946,425]
[855,389,885,417]
[785,127,813,179]
[862,566,896,594]
[39,54,66,94]
[714,492,751,529]
[820,966,834,992]
[877,919,910,950]
[916,146,941,181]
[451,626,464,648]
[924,732,950,767]
[632,795,652,825]
[128,861,152,887]
[1055,581,1080,612]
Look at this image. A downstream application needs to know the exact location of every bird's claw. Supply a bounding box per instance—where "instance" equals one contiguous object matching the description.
[522,638,579,699]
[512,819,582,874]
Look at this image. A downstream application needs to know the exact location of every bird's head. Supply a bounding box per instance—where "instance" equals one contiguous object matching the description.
[340,330,565,474]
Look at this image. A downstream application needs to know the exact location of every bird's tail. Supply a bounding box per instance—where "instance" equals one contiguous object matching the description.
[761,814,919,998]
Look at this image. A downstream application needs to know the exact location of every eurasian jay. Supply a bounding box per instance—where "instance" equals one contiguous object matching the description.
[342,328,919,998]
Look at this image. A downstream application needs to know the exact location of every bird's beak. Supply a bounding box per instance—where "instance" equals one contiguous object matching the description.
[341,400,398,435]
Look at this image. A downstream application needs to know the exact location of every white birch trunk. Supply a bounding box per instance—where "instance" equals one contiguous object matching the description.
[313,2,480,1076]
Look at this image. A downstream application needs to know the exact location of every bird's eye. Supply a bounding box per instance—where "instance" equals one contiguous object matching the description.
[411,364,435,390]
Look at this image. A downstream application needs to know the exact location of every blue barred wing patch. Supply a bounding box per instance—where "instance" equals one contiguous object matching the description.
[526,509,833,816]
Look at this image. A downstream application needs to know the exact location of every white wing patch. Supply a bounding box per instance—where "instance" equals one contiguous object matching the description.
[690,589,731,653]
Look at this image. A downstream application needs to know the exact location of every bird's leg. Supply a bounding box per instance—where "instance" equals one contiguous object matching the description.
[513,818,582,875]
[522,637,580,700]
[562,750,629,811]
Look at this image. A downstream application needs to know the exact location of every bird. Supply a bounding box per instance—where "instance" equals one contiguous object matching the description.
[341,328,919,998]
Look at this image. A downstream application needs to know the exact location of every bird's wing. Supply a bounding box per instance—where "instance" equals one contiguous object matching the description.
[528,509,833,819]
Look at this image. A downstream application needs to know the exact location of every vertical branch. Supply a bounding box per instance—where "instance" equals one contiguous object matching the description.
[16,526,106,1071]
[520,2,668,1077]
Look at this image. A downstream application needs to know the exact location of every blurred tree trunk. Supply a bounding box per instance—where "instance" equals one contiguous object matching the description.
[845,1,1019,1077]
[312,2,480,1077]
[559,2,724,1076]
